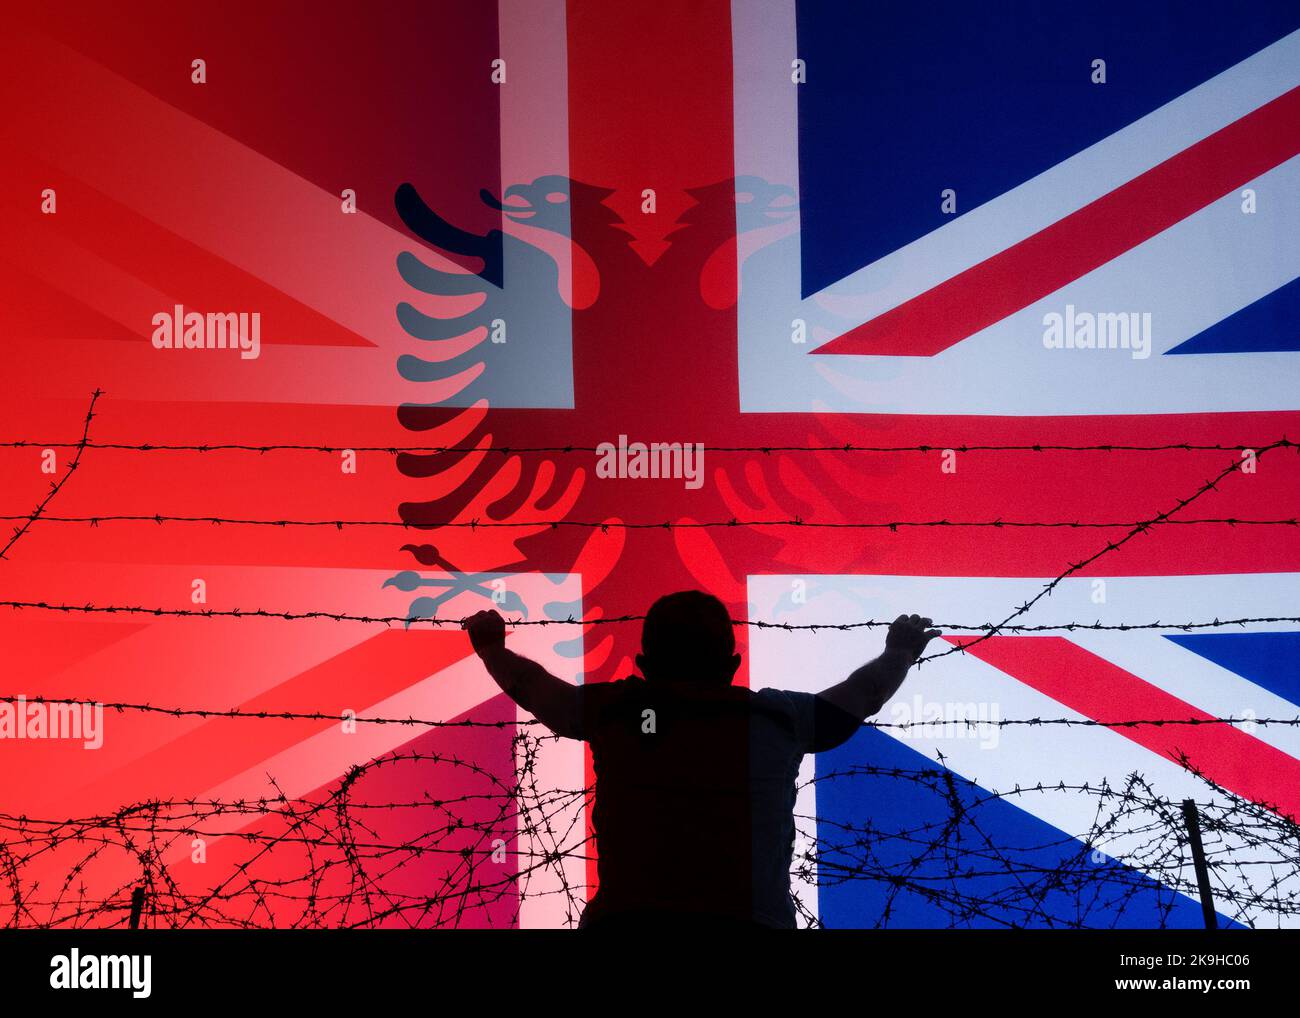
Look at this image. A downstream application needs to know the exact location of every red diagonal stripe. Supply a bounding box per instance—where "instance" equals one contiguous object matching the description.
[77,629,474,808]
[956,635,1300,822]
[816,85,1300,356]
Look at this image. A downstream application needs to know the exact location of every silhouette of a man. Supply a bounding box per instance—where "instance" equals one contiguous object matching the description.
[463,590,939,929]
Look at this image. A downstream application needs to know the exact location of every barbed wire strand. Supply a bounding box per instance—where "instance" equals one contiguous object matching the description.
[4,512,1297,532]
[0,692,1296,732]
[1,601,1295,632]
[920,436,1295,664]
[1,438,1292,456]
[0,389,102,562]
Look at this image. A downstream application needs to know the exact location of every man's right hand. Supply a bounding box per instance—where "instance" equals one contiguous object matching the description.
[462,609,581,739]
[462,609,507,656]
[884,613,942,663]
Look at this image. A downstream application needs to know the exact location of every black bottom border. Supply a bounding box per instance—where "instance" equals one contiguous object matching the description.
[1,928,1290,1004]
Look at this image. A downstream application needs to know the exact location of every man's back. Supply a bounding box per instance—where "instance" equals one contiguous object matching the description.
[462,595,939,929]
[579,676,819,929]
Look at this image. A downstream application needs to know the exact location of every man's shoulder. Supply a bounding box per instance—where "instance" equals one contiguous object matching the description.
[752,686,819,713]
[752,688,861,753]
[745,687,815,742]
[577,675,647,714]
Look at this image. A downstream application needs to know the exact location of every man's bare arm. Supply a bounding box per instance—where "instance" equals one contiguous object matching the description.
[816,614,941,725]
[462,609,582,739]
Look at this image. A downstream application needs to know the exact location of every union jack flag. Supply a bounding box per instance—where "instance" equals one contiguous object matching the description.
[731,0,1300,415]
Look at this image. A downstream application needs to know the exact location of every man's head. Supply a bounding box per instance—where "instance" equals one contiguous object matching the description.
[636,590,741,686]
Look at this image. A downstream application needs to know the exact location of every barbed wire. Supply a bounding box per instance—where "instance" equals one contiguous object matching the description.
[922,435,1295,663]
[3,599,1294,633]
[0,390,102,562]
[3,434,1289,665]
[3,735,1297,929]
[2,691,1297,732]
[6,512,1298,532]
[798,752,1300,929]
[2,438,1292,456]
